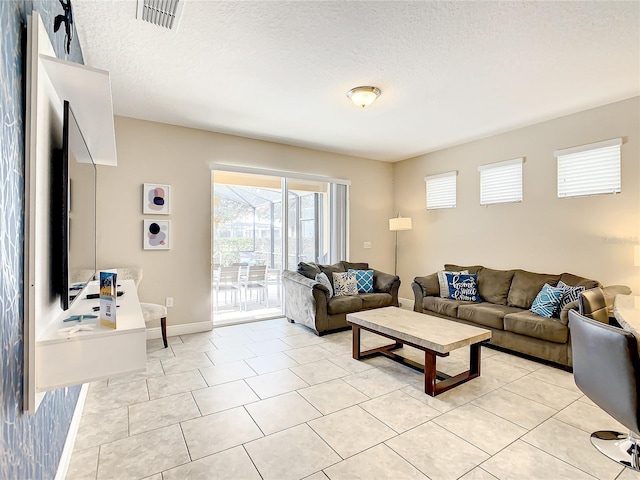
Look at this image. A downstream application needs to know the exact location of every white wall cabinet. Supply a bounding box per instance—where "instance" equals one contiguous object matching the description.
[24,12,139,413]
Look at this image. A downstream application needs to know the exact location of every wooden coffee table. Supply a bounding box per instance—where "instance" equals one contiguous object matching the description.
[347,307,492,396]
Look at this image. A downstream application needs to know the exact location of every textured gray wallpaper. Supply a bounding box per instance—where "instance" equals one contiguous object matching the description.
[1,1,85,478]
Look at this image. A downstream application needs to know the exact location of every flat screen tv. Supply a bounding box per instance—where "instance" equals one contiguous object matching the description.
[51,100,97,310]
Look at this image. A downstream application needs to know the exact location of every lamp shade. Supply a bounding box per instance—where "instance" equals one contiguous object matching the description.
[389,217,412,231]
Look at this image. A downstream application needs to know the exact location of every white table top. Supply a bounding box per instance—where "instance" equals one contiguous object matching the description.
[347,306,491,354]
[614,294,640,337]
[38,279,145,345]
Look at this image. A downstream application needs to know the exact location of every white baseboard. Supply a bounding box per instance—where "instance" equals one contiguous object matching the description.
[145,320,213,340]
[398,297,414,310]
[55,383,89,480]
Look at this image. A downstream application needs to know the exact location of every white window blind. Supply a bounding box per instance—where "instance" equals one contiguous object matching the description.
[425,171,457,209]
[555,138,622,198]
[478,158,523,205]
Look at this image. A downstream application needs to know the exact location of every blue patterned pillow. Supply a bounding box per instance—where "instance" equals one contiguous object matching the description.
[557,280,585,312]
[530,283,564,318]
[333,271,358,296]
[315,272,333,298]
[348,269,374,293]
[445,273,481,302]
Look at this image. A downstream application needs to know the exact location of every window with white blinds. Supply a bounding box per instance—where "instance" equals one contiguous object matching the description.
[555,138,622,198]
[425,171,457,209]
[478,158,523,205]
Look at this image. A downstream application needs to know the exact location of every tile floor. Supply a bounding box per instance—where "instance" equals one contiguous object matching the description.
[67,317,640,480]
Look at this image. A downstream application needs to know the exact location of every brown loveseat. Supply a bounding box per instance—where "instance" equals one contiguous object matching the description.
[283,261,400,335]
[412,264,627,367]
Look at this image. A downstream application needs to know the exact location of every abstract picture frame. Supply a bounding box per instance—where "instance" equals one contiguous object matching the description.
[143,183,170,214]
[143,220,170,250]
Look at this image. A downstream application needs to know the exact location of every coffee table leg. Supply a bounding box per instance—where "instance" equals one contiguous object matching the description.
[352,324,361,360]
[424,351,437,395]
[470,343,481,375]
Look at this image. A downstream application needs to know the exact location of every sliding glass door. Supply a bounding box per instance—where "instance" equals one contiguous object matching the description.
[286,178,329,270]
[212,169,348,325]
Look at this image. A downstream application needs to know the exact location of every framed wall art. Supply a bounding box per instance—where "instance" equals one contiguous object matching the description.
[143,183,170,214]
[143,220,170,250]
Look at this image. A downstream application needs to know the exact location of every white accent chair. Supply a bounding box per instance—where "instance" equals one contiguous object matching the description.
[116,267,168,348]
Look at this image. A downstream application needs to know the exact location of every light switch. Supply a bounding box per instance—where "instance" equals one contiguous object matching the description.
[363,242,372,249]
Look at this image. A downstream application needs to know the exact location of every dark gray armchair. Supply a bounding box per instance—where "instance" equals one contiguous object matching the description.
[569,309,640,471]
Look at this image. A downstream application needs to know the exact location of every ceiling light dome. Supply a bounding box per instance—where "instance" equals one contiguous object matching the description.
[347,86,381,108]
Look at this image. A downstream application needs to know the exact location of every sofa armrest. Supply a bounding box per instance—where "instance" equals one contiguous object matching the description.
[373,270,401,307]
[559,299,579,325]
[282,270,328,292]
[603,284,632,316]
[411,273,439,312]
[282,270,330,333]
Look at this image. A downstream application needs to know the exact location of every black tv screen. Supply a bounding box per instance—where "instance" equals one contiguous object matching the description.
[51,100,97,310]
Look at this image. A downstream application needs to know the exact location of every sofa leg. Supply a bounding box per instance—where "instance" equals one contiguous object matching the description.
[161,317,168,348]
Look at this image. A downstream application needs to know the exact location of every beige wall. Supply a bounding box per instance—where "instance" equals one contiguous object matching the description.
[393,96,640,300]
[97,117,395,327]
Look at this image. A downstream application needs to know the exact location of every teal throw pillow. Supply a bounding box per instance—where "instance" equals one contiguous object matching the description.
[445,273,481,302]
[315,272,333,298]
[557,280,585,312]
[530,283,564,318]
[348,269,374,293]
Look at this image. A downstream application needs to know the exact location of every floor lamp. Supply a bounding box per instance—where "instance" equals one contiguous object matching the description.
[389,214,412,276]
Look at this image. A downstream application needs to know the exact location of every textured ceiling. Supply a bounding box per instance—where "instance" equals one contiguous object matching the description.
[72,1,640,162]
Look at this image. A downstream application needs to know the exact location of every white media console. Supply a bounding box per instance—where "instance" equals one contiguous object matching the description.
[36,280,146,392]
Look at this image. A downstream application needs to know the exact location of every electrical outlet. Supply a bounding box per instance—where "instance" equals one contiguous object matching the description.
[363,242,372,249]
[166,297,174,307]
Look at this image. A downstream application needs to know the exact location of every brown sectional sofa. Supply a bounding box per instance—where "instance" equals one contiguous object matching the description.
[283,261,400,335]
[412,264,606,367]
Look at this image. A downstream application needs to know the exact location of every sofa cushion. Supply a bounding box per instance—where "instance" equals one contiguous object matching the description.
[558,273,599,290]
[445,273,481,302]
[318,263,346,289]
[457,304,523,330]
[530,283,564,318]
[298,262,321,280]
[423,297,472,317]
[438,269,468,298]
[359,293,393,310]
[342,261,369,271]
[333,272,358,296]
[444,264,484,275]
[327,295,363,315]
[349,269,374,293]
[503,311,569,343]
[477,268,515,305]
[507,270,561,309]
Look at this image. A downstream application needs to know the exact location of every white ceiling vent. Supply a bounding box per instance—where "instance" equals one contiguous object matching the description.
[136,0,185,32]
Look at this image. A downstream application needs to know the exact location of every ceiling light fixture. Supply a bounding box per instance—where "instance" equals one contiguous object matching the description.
[347,86,381,108]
